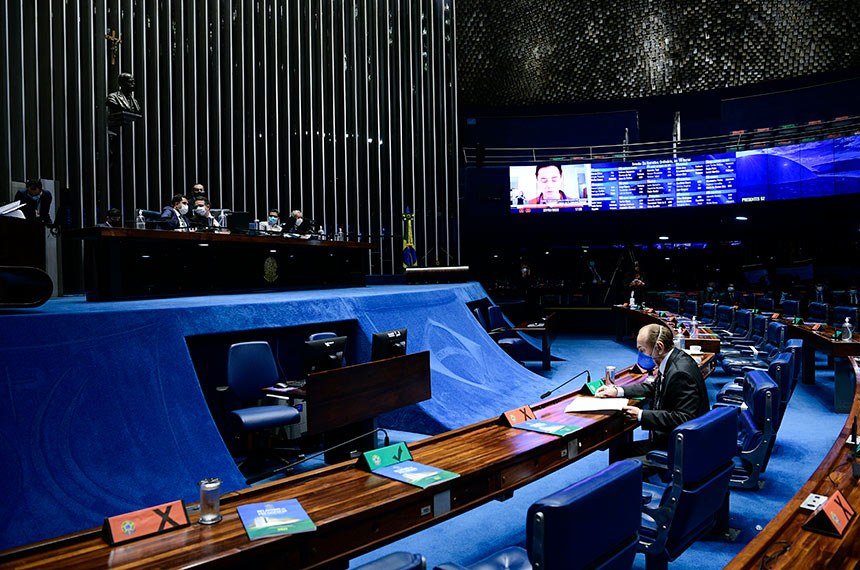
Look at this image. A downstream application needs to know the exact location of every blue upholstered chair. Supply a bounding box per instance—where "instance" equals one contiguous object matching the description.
[720,321,785,376]
[700,303,717,325]
[683,300,698,319]
[472,307,489,331]
[781,299,800,318]
[435,460,643,570]
[807,302,829,324]
[784,339,804,395]
[355,552,425,570]
[832,306,860,330]
[755,296,775,313]
[226,341,302,481]
[665,297,681,315]
[716,351,792,421]
[716,312,762,363]
[710,305,735,334]
[639,408,737,570]
[728,370,780,490]
[309,331,338,342]
[485,305,533,364]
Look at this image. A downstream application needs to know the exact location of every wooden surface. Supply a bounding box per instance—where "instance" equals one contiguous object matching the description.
[612,305,721,353]
[726,357,860,569]
[0,365,661,570]
[776,318,860,358]
[305,351,432,435]
[511,312,558,370]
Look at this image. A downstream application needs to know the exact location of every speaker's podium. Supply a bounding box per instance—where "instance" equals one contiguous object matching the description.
[296,351,431,463]
[0,213,53,308]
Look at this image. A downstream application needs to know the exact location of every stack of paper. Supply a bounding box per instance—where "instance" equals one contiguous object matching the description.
[564,397,628,413]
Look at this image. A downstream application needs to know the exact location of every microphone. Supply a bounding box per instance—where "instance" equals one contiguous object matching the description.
[244,427,390,485]
[540,369,590,400]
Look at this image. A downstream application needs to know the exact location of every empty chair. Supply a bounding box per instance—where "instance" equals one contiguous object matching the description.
[354,552,425,570]
[700,303,717,325]
[720,321,785,376]
[832,306,860,330]
[226,341,302,482]
[755,296,775,313]
[639,407,737,570]
[487,305,513,332]
[710,305,735,334]
[728,370,780,490]
[781,299,800,318]
[716,312,762,363]
[784,338,804,395]
[472,307,489,331]
[485,305,531,362]
[309,331,338,342]
[807,301,829,323]
[435,460,643,570]
[665,297,681,314]
[716,351,793,421]
[683,299,698,319]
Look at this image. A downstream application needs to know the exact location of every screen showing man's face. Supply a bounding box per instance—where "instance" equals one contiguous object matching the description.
[536,166,563,200]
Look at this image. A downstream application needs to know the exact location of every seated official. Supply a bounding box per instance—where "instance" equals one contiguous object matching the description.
[15,179,53,225]
[596,323,710,459]
[190,196,221,230]
[160,194,191,230]
[97,208,122,228]
[260,208,283,233]
[284,209,312,236]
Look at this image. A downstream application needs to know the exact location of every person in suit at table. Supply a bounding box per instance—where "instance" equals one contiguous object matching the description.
[97,208,122,228]
[160,194,191,230]
[596,323,710,459]
[284,209,312,236]
[15,179,53,225]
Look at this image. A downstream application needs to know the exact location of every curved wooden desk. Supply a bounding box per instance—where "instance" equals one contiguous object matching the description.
[726,357,860,569]
[612,305,721,353]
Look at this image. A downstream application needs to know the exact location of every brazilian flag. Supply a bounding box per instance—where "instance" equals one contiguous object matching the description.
[402,208,417,268]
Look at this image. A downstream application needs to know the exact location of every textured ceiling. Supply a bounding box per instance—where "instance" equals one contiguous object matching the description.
[456,0,860,107]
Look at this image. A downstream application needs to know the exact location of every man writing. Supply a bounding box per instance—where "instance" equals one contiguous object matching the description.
[596,323,710,458]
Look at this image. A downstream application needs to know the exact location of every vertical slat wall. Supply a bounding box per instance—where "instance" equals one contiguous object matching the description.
[1,0,459,276]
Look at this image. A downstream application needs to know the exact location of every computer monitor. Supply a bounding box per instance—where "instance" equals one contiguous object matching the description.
[371,328,407,361]
[304,335,347,375]
[226,211,251,233]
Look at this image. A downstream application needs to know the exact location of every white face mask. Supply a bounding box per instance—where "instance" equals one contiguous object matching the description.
[178,204,189,216]
[195,206,207,216]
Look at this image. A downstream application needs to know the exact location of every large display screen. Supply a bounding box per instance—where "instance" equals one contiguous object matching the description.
[510,134,860,213]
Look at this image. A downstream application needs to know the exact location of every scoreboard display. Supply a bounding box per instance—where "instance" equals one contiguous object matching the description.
[510,134,860,213]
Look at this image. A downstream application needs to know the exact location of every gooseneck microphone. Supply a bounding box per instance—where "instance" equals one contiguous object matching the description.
[540,369,590,400]
[245,427,390,485]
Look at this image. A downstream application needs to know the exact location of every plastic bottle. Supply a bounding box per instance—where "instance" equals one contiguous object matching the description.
[318,225,325,240]
[691,316,698,338]
[674,325,685,350]
[135,210,146,230]
[336,227,344,241]
[844,317,854,341]
[629,291,636,307]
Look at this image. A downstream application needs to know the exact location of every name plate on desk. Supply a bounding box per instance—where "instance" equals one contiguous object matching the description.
[501,405,536,426]
[102,499,189,545]
[802,490,855,538]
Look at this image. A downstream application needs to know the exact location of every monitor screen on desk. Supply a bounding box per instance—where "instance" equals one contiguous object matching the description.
[226,211,251,233]
[371,328,407,361]
[304,335,347,375]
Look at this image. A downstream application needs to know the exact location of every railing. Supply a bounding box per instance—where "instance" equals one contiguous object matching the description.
[461,115,860,165]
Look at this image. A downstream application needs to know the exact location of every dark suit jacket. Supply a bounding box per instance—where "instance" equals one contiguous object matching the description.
[14,189,53,224]
[160,206,191,230]
[284,217,312,235]
[623,348,710,447]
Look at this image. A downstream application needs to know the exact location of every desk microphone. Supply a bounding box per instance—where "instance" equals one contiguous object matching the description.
[245,427,390,485]
[540,369,590,400]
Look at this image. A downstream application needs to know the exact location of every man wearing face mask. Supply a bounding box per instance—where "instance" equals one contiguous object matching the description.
[191,197,220,229]
[15,179,53,225]
[160,194,191,230]
[596,323,710,459]
[262,208,282,233]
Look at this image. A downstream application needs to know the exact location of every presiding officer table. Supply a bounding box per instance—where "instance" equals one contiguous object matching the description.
[66,227,373,301]
[0,355,714,570]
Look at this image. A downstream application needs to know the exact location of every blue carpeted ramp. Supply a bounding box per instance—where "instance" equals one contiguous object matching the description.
[0,283,554,550]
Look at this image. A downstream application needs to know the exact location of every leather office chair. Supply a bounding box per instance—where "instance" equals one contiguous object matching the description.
[713,309,754,355]
[720,321,785,376]
[682,300,698,319]
[226,341,302,483]
[472,307,489,331]
[727,370,780,490]
[485,305,532,364]
[639,407,737,570]
[832,306,859,330]
[700,303,716,325]
[755,296,775,313]
[434,460,642,570]
[710,305,735,334]
[716,351,792,422]
[807,302,829,324]
[784,339,804,395]
[309,331,338,341]
[665,297,681,315]
[355,552,426,570]
[781,299,800,319]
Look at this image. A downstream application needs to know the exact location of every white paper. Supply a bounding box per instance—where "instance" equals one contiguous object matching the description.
[564,397,628,413]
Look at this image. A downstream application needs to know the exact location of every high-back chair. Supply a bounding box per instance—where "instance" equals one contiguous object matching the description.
[639,408,737,570]
[730,370,780,490]
[683,299,698,319]
[435,460,643,570]
[781,299,800,318]
[226,341,302,482]
[665,297,681,315]
[832,306,860,331]
[755,296,775,313]
[700,303,717,325]
[807,301,829,323]
[712,305,735,333]
[717,351,793,421]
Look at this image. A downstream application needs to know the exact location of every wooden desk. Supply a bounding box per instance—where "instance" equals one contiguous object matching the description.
[778,318,860,412]
[0,375,648,569]
[612,305,721,354]
[511,312,557,370]
[726,358,860,569]
[65,227,372,301]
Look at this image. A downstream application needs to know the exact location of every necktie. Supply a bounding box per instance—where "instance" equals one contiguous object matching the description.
[654,372,664,410]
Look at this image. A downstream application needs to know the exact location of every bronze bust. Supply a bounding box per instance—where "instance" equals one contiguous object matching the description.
[106,72,141,116]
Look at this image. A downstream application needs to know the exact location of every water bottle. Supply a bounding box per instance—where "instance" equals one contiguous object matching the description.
[317,225,325,240]
[691,316,698,338]
[629,291,635,307]
[674,326,685,350]
[844,317,854,341]
[135,210,146,230]
[336,227,344,241]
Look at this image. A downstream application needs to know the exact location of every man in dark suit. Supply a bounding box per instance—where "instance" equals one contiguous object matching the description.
[597,323,710,458]
[15,179,53,225]
[160,194,190,230]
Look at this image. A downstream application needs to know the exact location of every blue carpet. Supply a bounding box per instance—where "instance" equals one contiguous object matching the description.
[349,339,845,569]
